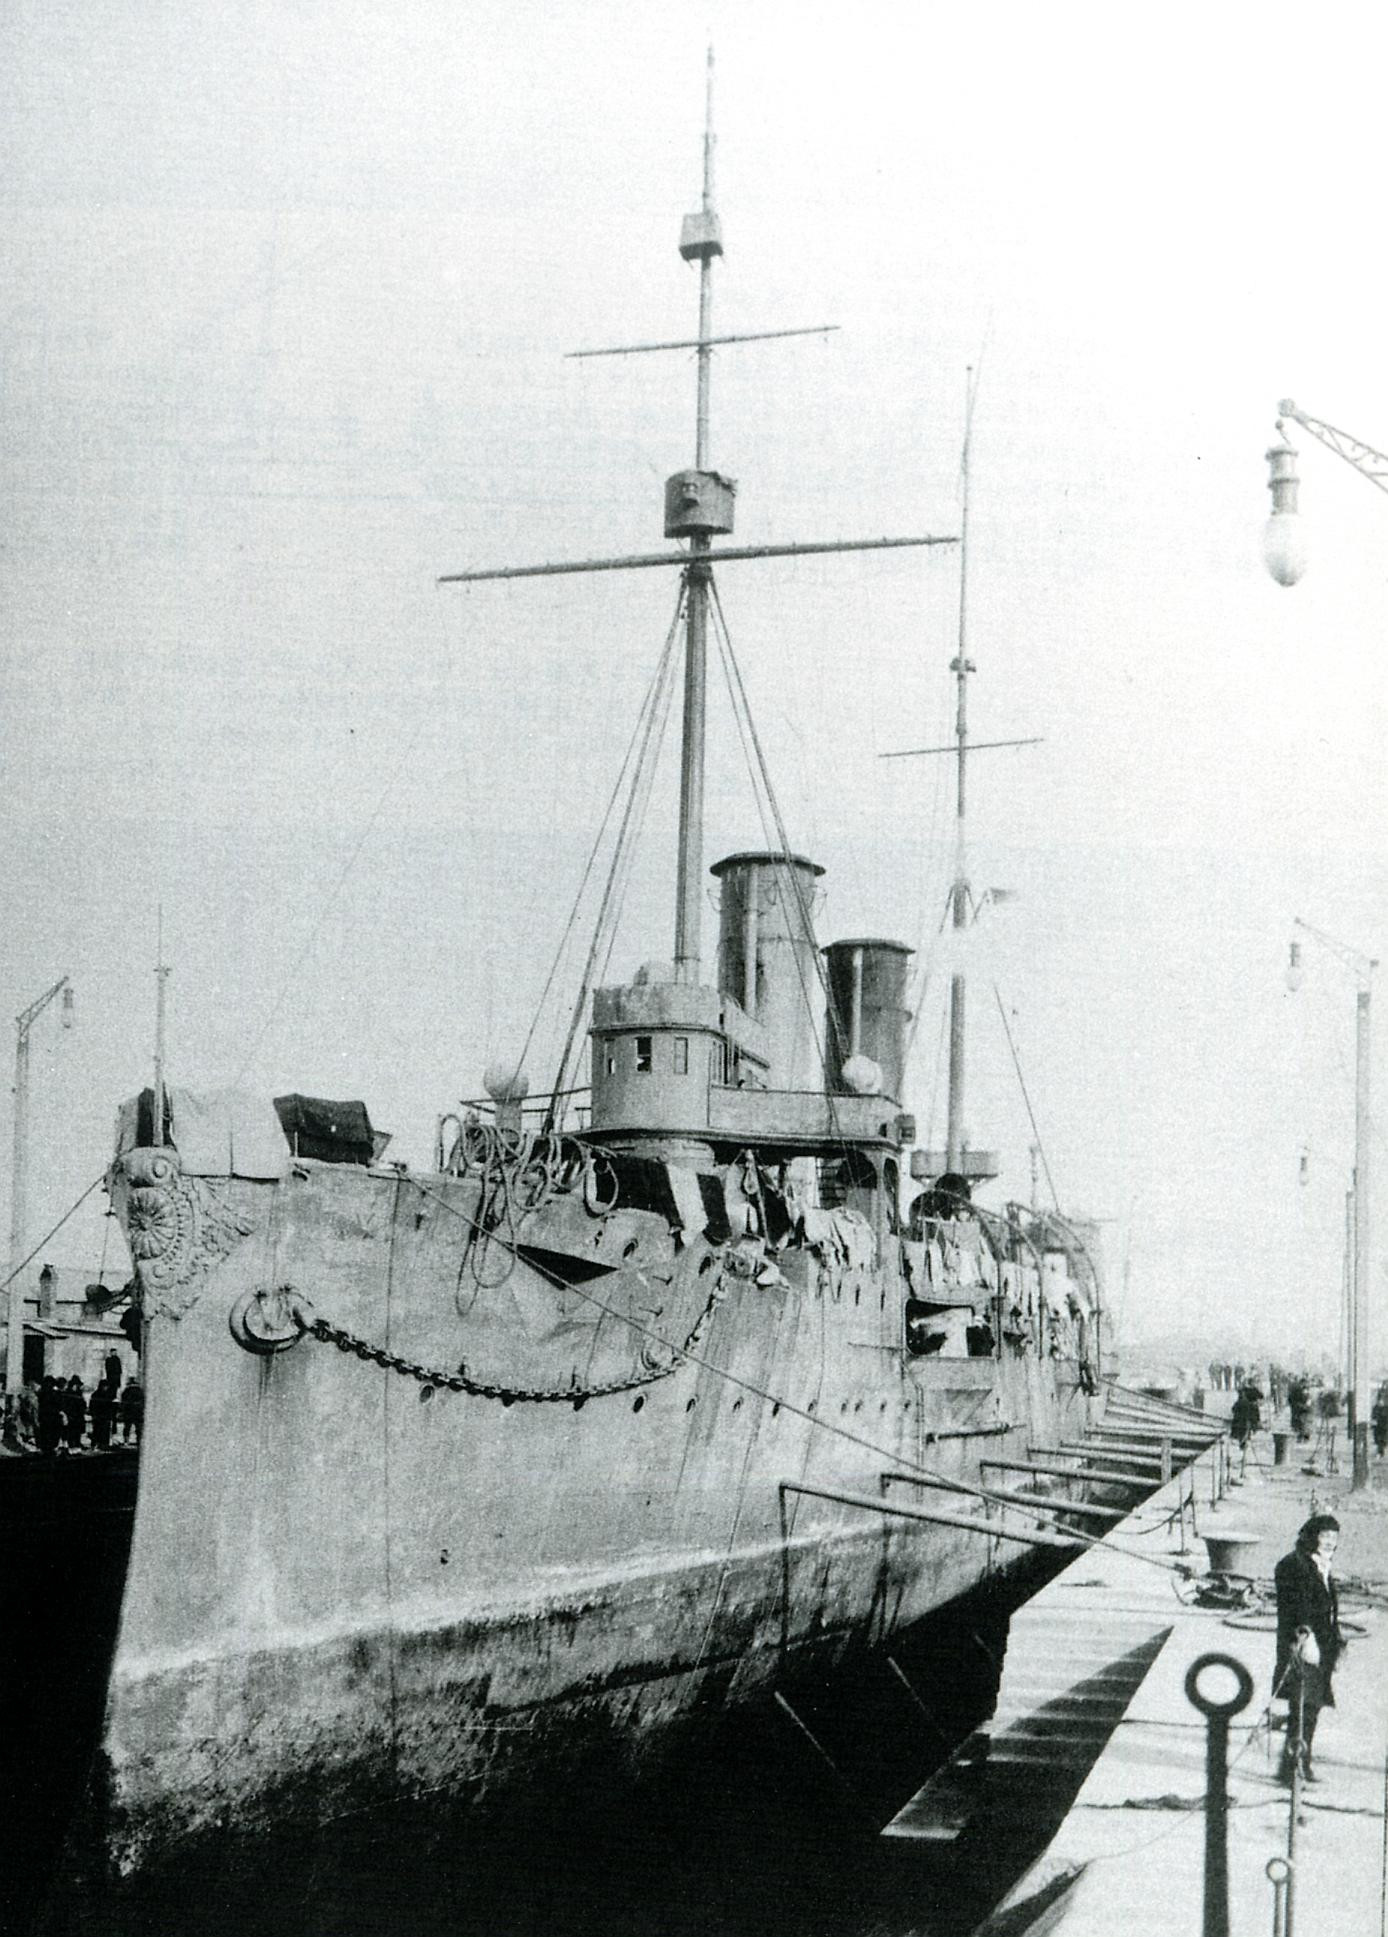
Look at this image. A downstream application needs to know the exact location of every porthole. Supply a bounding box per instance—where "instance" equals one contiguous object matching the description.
[623,1239,639,1259]
[771,1403,781,1418]
[685,1396,697,1412]
[632,1394,645,1414]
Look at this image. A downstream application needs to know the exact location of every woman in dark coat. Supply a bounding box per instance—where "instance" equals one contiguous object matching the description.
[1274,1512,1343,1783]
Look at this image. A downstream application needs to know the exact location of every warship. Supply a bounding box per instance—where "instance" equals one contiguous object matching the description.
[50,67,1129,1923]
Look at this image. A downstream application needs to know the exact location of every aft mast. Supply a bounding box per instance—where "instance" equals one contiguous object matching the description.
[882,369,1041,1183]
[945,374,976,1172]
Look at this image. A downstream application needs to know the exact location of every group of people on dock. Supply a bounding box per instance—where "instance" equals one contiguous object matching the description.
[1218,1368,1388,1463]
[2,1352,142,1455]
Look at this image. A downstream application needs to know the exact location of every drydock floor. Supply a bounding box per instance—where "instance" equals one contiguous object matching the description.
[899,1412,1388,1937]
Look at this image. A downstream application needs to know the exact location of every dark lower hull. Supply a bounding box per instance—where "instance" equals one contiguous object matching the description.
[41,1557,1064,1937]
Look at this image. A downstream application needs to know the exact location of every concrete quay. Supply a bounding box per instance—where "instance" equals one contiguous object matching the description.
[988,1430,1388,1936]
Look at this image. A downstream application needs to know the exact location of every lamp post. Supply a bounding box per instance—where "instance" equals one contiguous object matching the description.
[1264,413,1384,1489]
[1286,923,1375,1489]
[6,977,75,1396]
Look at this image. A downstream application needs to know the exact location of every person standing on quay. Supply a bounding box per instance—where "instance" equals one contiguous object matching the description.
[1372,1384,1388,1459]
[61,1375,87,1452]
[90,1378,116,1452]
[119,1375,144,1445]
[1230,1381,1262,1475]
[1274,1513,1344,1785]
[37,1376,63,1454]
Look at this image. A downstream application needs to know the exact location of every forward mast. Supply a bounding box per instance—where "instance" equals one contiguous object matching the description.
[442,51,957,1155]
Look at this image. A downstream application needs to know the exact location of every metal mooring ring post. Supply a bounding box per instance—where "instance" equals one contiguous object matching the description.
[1184,1652,1254,1720]
[229,1285,315,1355]
[1265,1856,1293,1937]
[1184,1652,1254,1937]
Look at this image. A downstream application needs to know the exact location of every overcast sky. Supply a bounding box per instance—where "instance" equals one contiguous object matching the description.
[3,1,1386,1361]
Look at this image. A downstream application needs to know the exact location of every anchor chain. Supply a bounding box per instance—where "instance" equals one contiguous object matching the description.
[233,1279,726,1405]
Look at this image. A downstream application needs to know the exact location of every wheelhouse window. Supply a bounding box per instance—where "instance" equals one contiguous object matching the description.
[635,1036,653,1073]
[673,1036,689,1075]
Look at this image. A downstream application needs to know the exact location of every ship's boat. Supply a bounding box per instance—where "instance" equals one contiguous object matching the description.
[61,74,1118,1921]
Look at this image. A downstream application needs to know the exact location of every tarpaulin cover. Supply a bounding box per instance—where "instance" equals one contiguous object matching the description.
[274,1093,376,1165]
[114,1088,291,1179]
[171,1088,292,1178]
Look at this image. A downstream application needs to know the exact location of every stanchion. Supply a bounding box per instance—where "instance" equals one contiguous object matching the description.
[1185,1652,1255,1937]
[1266,1856,1292,1937]
[1280,1650,1312,1937]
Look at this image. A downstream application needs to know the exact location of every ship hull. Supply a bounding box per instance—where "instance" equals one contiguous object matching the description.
[72,1145,1094,1897]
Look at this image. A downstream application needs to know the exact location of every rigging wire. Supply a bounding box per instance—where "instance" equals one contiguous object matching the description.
[93,1203,114,1289]
[547,586,687,1123]
[0,1175,107,1296]
[993,983,1061,1210]
[709,578,880,1172]
[596,623,682,988]
[923,986,951,1161]
[711,596,781,867]
[519,579,685,1085]
[709,577,849,1078]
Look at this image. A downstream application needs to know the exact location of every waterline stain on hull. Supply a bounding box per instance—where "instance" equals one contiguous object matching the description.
[47,1560,1068,1937]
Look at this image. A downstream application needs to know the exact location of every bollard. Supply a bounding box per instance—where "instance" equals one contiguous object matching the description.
[1266,1856,1292,1937]
[1185,1652,1255,1937]
[1273,1431,1289,1467]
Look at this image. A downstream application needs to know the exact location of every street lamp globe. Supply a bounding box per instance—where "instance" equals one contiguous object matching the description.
[1262,512,1307,587]
[1263,437,1307,586]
